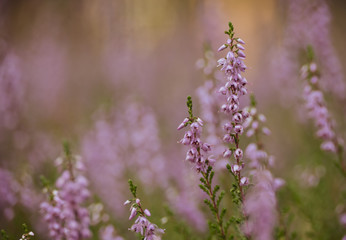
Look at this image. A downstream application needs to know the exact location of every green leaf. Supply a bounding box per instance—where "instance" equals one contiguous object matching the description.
[199,184,210,195]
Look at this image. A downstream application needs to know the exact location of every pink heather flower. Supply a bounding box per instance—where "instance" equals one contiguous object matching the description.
[301,62,339,154]
[234,148,243,160]
[177,117,189,130]
[243,170,278,240]
[144,209,151,217]
[243,102,283,240]
[218,44,227,52]
[178,116,214,173]
[129,207,137,220]
[82,101,167,215]
[126,199,165,239]
[223,149,232,158]
[240,177,249,186]
[40,155,91,240]
[231,164,242,173]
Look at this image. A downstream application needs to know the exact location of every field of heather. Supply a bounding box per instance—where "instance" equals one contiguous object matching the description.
[0,1,345,240]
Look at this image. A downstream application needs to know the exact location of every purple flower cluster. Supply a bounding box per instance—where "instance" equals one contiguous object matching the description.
[125,198,165,240]
[301,62,341,153]
[82,102,166,215]
[217,26,250,189]
[243,103,284,240]
[178,117,215,173]
[243,170,278,240]
[40,155,91,240]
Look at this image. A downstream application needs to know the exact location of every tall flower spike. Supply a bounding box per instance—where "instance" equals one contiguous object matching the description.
[217,22,250,204]
[178,96,215,173]
[301,47,345,174]
[243,95,284,240]
[178,96,228,238]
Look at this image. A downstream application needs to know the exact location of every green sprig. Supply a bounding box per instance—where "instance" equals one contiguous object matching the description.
[128,179,137,198]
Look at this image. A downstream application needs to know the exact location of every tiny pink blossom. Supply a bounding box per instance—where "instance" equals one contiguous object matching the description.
[218,44,227,52]
[144,209,151,217]
[129,207,137,220]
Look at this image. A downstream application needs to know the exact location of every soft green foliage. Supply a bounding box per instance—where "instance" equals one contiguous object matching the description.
[200,167,230,240]
[0,230,9,240]
[128,179,137,198]
[187,96,194,119]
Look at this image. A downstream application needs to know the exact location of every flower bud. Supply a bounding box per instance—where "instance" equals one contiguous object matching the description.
[238,50,246,58]
[144,209,151,217]
[234,148,243,160]
[234,125,244,134]
[237,44,245,50]
[218,44,227,52]
[237,38,245,44]
[223,149,232,158]
[129,207,137,220]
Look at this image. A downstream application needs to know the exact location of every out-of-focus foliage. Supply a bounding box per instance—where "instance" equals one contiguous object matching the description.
[0,0,345,239]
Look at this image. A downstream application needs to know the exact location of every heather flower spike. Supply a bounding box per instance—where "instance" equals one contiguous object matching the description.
[243,94,284,240]
[217,22,250,209]
[178,95,226,237]
[178,96,215,172]
[301,46,345,175]
[40,142,91,240]
[126,180,165,239]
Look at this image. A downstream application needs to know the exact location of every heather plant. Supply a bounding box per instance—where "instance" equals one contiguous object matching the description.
[300,47,345,175]
[178,96,228,238]
[216,23,251,238]
[0,2,346,240]
[125,179,165,240]
[178,22,281,240]
[242,95,284,240]
[40,142,91,240]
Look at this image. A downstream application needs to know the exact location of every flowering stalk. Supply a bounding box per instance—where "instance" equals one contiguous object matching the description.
[178,96,228,239]
[242,95,284,240]
[40,142,91,240]
[125,179,165,240]
[217,22,249,209]
[300,46,345,175]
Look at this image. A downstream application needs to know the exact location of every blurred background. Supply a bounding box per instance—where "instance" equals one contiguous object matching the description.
[0,0,345,239]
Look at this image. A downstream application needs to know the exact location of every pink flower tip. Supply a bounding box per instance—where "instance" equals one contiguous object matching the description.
[218,44,227,52]
[237,44,245,50]
[177,117,189,130]
[240,177,248,186]
[197,118,203,126]
[237,38,245,44]
[129,207,137,220]
[124,200,131,205]
[238,50,246,58]
[144,209,151,216]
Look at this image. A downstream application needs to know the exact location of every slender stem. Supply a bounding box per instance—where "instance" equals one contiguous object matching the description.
[202,171,226,239]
